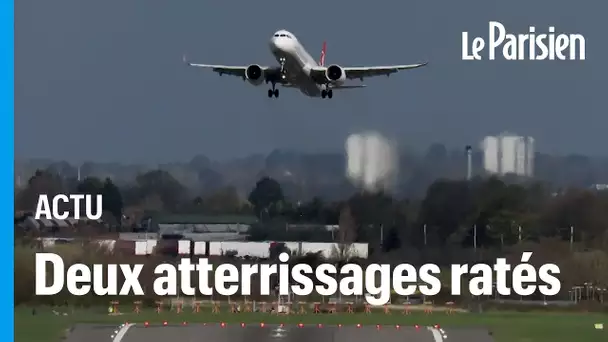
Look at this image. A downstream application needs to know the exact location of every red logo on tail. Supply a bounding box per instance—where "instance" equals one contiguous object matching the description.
[319,41,327,66]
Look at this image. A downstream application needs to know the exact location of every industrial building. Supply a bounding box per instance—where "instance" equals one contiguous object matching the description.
[481,133,535,177]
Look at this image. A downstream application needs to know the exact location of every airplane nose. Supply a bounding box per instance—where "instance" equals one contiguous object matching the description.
[270,37,285,53]
[270,37,293,53]
[269,37,278,49]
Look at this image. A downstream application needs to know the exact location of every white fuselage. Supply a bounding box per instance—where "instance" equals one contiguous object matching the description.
[269,33,324,97]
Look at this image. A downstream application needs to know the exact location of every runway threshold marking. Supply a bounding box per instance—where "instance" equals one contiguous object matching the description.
[112,323,136,342]
[427,326,444,342]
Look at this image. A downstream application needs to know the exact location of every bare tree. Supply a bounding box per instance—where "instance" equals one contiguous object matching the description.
[332,205,358,261]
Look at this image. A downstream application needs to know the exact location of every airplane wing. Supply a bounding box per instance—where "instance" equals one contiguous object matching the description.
[187,63,249,77]
[341,63,427,79]
[183,55,281,80]
[310,62,427,81]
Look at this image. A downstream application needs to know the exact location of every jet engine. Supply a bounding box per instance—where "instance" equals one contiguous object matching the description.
[245,64,264,85]
[325,64,346,84]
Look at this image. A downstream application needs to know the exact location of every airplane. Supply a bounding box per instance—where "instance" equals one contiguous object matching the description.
[183,30,427,99]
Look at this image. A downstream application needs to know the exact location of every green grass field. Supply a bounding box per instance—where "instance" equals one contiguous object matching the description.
[15,307,607,342]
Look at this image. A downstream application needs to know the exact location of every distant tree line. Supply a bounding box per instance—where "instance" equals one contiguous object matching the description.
[15,168,608,249]
[16,146,608,202]
[15,170,608,251]
[14,167,608,305]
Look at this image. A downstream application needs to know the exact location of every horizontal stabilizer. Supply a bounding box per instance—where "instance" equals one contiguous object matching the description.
[331,84,367,89]
[281,84,366,89]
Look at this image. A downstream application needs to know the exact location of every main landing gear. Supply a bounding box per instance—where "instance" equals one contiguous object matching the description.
[268,87,279,98]
[321,88,333,99]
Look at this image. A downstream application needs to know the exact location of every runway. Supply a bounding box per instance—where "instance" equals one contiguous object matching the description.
[64,324,125,342]
[65,323,496,342]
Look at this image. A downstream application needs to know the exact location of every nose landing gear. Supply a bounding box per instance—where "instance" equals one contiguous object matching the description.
[266,58,286,99]
[279,57,286,74]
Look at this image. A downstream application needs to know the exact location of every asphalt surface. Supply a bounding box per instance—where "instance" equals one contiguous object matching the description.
[64,324,124,342]
[66,323,496,342]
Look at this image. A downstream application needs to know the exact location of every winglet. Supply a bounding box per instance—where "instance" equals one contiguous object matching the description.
[182,54,189,65]
[319,41,327,66]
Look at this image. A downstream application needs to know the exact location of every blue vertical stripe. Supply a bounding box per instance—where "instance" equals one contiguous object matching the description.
[1,0,15,339]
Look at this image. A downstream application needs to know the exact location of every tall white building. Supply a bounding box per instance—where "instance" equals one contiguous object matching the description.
[345,132,397,192]
[481,133,534,177]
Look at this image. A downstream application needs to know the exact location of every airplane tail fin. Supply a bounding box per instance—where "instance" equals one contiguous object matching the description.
[319,41,326,66]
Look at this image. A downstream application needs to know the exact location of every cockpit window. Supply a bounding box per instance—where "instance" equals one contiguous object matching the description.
[274,32,293,39]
